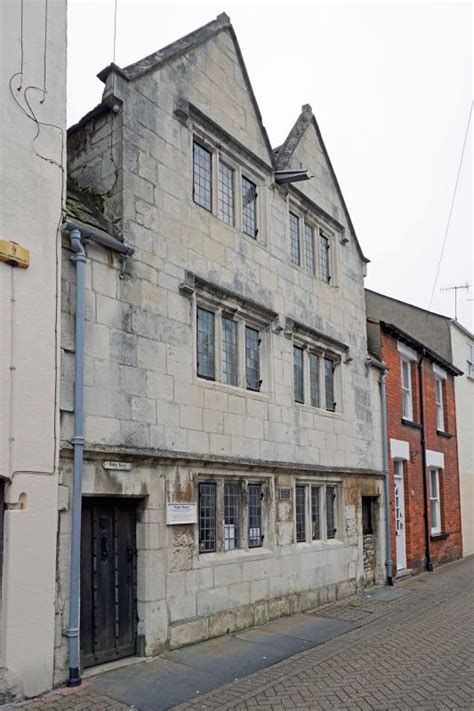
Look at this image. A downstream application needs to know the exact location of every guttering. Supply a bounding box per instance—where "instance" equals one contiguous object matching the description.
[62,219,135,258]
[64,229,86,686]
[367,356,393,585]
[417,350,433,572]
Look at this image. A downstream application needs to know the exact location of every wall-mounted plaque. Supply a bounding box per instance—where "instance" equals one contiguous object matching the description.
[103,461,133,471]
[166,502,197,525]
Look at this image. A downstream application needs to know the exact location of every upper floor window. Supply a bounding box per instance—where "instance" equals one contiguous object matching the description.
[466,342,474,378]
[192,137,261,240]
[304,224,315,274]
[435,377,445,432]
[400,359,413,420]
[294,482,340,543]
[289,212,301,265]
[197,307,215,380]
[429,468,442,535]
[193,142,212,211]
[245,326,261,391]
[292,343,340,413]
[319,230,331,284]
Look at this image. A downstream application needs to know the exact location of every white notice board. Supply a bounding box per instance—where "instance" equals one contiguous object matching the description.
[166,502,197,525]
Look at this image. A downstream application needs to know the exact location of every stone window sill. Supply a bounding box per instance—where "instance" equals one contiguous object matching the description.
[401,418,422,430]
[430,532,449,541]
[195,546,274,568]
[436,430,452,439]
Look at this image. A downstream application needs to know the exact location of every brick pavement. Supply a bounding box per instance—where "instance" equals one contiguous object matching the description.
[8,556,474,711]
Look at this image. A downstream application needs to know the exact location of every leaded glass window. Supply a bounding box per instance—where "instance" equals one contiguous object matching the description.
[218,162,234,226]
[289,212,300,265]
[197,307,215,380]
[224,482,241,550]
[304,223,315,274]
[199,483,216,552]
[242,176,257,237]
[326,485,337,539]
[248,484,263,548]
[309,353,319,408]
[293,346,304,403]
[320,231,330,283]
[245,326,260,391]
[222,318,238,386]
[311,486,321,540]
[193,141,212,211]
[295,485,306,542]
[324,358,335,412]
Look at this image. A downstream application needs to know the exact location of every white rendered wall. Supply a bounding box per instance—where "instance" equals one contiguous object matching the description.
[0,0,65,697]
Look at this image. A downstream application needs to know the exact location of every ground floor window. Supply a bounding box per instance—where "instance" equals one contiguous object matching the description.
[199,478,266,553]
[294,481,340,543]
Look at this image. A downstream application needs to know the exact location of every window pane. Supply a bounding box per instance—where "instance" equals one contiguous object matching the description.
[219,162,234,226]
[245,326,260,391]
[197,307,215,380]
[435,379,444,430]
[242,176,257,237]
[311,486,321,540]
[248,484,263,548]
[293,346,304,403]
[289,212,300,265]
[222,318,238,386]
[199,483,216,552]
[193,141,212,211]
[326,486,337,539]
[224,482,240,550]
[362,497,373,535]
[296,485,306,542]
[324,358,335,411]
[304,224,315,274]
[320,232,330,283]
[309,353,319,407]
[401,360,412,419]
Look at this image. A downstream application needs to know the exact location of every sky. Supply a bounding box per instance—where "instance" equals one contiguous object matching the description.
[68,0,473,331]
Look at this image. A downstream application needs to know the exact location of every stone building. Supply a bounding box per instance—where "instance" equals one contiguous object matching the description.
[366,291,464,574]
[0,0,66,699]
[56,15,385,680]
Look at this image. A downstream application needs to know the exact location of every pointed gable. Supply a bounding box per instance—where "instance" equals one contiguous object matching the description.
[100,14,274,169]
[276,105,368,263]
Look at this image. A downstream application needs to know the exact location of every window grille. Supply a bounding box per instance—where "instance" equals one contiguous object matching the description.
[224,482,241,550]
[304,223,315,274]
[320,231,330,283]
[197,307,215,380]
[245,326,261,391]
[222,318,238,386]
[199,483,216,552]
[326,485,337,539]
[218,162,234,226]
[295,485,306,542]
[311,486,321,540]
[324,358,335,412]
[289,212,300,265]
[309,353,319,407]
[248,484,263,548]
[242,176,257,237]
[193,141,212,211]
[293,346,304,403]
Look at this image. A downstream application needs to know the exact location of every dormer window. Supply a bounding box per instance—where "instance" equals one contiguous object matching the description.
[193,142,212,211]
[242,176,257,238]
[287,206,335,283]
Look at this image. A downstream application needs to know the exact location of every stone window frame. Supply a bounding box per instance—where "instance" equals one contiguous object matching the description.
[196,475,271,555]
[191,128,266,243]
[290,332,343,415]
[286,199,337,286]
[293,479,343,545]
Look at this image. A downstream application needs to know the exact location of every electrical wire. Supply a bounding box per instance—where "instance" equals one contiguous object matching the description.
[428,101,473,312]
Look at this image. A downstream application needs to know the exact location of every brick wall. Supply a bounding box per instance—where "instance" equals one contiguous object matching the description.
[382,331,462,572]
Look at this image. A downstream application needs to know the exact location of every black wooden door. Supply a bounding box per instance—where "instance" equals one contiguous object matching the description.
[81,498,137,667]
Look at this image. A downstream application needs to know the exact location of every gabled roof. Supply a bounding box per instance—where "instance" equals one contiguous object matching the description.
[275,104,368,264]
[97,13,274,167]
[380,321,463,376]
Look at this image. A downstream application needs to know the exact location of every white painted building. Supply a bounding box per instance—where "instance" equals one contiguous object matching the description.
[0,0,66,700]
[55,15,385,682]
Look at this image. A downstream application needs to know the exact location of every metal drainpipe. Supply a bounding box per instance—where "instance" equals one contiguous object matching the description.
[65,229,87,686]
[379,368,394,585]
[417,351,433,572]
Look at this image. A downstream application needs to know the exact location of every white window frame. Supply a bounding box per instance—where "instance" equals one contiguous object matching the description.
[191,130,264,241]
[400,359,413,421]
[294,481,341,543]
[466,342,474,378]
[429,468,442,535]
[435,377,445,432]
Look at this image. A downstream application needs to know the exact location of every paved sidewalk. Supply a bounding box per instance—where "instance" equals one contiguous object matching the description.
[8,556,474,710]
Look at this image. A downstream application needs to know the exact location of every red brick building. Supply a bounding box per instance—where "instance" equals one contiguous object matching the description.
[367,305,463,576]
